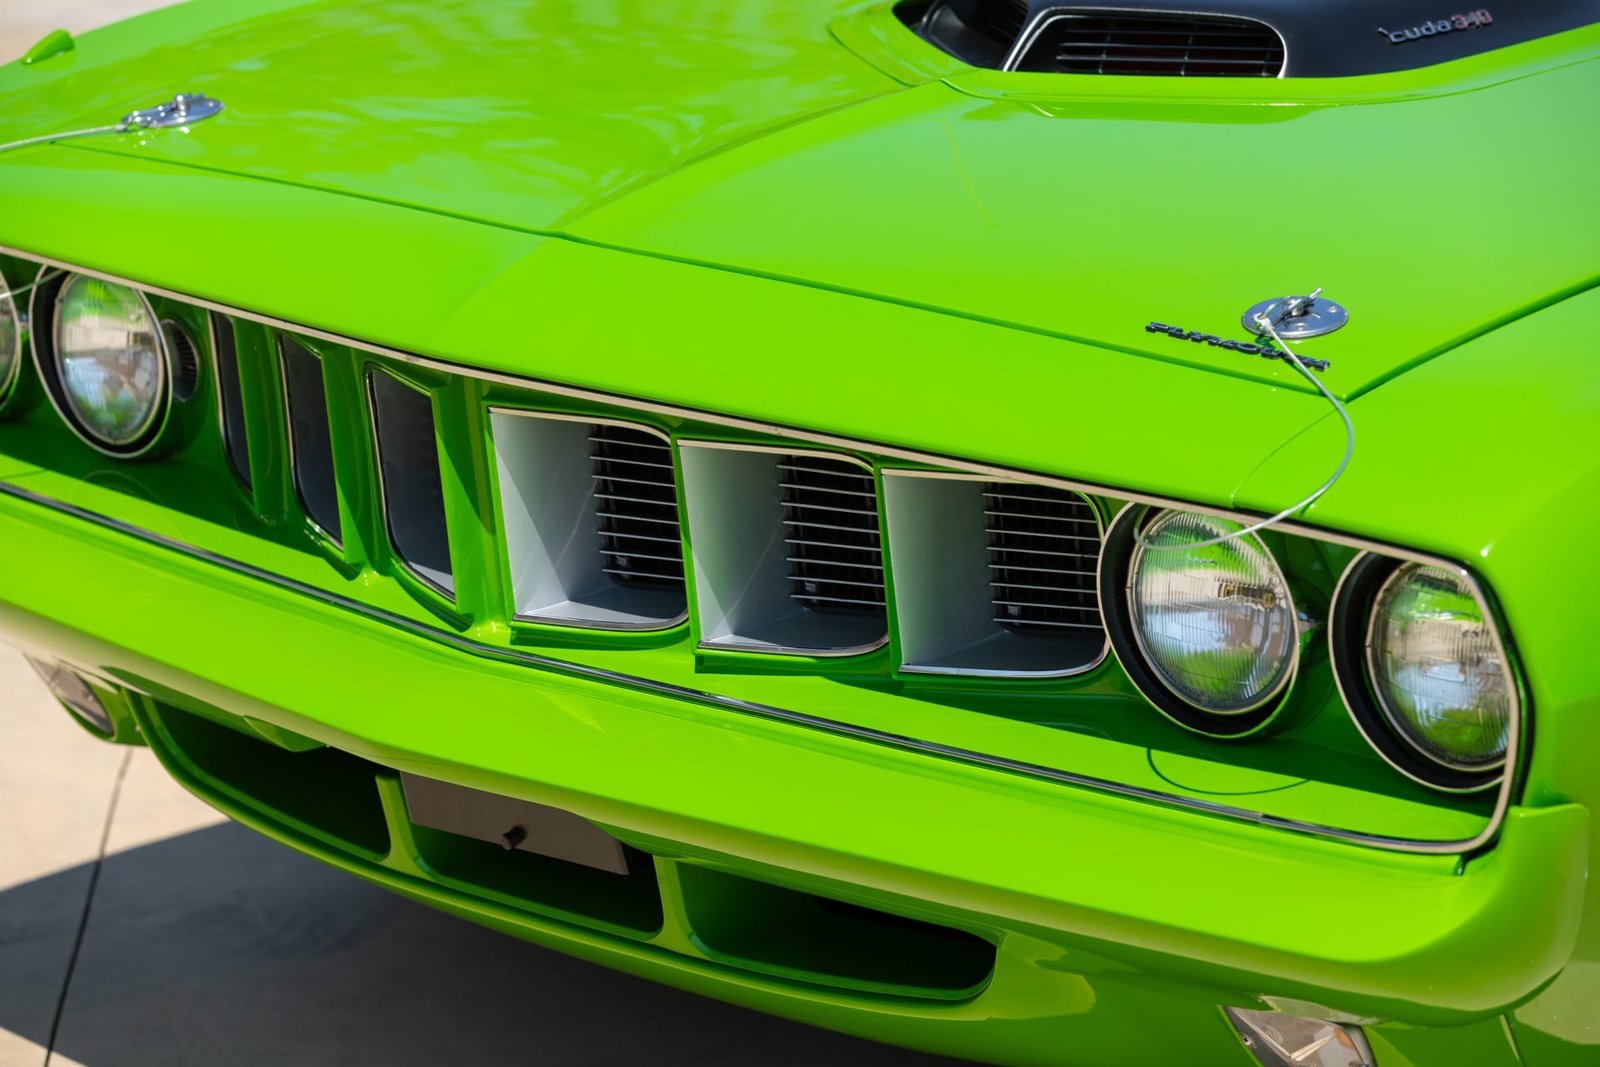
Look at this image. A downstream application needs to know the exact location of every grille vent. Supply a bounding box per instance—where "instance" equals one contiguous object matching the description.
[781,456,885,616]
[280,337,341,543]
[985,484,1101,634]
[1016,12,1285,77]
[209,312,250,491]
[592,425,684,591]
[164,320,201,402]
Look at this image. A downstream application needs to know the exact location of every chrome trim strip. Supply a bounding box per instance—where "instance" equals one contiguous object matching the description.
[0,476,1494,856]
[1003,6,1290,78]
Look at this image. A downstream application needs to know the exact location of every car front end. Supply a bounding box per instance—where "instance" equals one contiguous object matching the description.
[1,1,1597,1064]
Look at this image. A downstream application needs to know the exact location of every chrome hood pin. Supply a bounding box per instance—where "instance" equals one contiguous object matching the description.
[1243,289,1349,340]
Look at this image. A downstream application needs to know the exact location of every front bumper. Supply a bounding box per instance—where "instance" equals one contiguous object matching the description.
[0,477,1586,1067]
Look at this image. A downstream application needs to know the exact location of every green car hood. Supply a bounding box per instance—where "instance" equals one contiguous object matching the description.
[5,0,1600,401]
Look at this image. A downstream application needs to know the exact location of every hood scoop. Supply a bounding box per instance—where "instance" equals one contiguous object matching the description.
[918,1,1282,76]
[906,0,1600,77]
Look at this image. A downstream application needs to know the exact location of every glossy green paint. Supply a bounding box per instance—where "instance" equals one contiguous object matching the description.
[1,0,1598,1062]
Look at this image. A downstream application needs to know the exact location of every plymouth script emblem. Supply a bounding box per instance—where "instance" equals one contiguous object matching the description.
[1379,9,1492,44]
[1144,323,1331,373]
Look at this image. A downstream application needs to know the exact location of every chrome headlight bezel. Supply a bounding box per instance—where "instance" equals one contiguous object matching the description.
[32,269,175,458]
[1099,505,1300,738]
[1329,552,1518,793]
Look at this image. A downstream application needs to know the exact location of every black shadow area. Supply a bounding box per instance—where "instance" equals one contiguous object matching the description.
[0,822,966,1065]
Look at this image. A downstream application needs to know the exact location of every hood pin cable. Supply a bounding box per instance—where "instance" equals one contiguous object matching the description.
[1133,290,1355,551]
[0,94,224,304]
[0,92,223,158]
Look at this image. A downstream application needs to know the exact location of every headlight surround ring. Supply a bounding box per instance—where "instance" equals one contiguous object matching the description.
[1329,552,1517,793]
[32,269,174,458]
[1099,505,1300,737]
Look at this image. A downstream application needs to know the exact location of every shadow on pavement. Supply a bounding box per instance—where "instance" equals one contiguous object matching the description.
[0,820,963,1065]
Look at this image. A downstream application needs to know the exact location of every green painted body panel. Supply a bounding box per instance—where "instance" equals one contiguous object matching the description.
[1,0,1598,1062]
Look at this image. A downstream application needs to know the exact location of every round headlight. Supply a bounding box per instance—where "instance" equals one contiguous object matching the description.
[0,266,20,402]
[1126,511,1298,722]
[1367,563,1510,772]
[51,275,168,451]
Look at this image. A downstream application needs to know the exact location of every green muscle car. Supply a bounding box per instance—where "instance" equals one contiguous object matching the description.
[1,1,1596,1063]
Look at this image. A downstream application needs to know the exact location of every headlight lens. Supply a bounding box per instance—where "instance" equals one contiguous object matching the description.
[52,275,167,448]
[0,267,19,397]
[1367,563,1510,770]
[1129,511,1297,714]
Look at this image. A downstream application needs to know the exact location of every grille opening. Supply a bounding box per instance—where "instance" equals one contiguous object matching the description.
[677,864,995,1000]
[883,473,1105,676]
[1015,11,1285,77]
[162,319,201,403]
[410,825,663,938]
[985,484,1102,635]
[279,336,341,544]
[209,312,251,491]
[781,456,886,619]
[917,0,1030,68]
[369,370,454,595]
[679,444,888,655]
[146,701,389,859]
[591,425,685,591]
[493,412,686,629]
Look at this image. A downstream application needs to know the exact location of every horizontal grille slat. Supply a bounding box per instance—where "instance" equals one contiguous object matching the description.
[987,616,1105,631]
[593,492,679,508]
[1017,12,1285,78]
[782,456,886,617]
[985,484,1105,636]
[591,425,685,591]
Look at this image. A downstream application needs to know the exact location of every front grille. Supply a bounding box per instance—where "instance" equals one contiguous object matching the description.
[781,456,886,616]
[591,425,684,590]
[985,484,1102,634]
[1015,12,1285,77]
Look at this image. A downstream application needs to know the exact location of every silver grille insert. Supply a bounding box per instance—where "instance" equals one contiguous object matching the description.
[985,485,1101,633]
[492,411,685,630]
[592,425,685,591]
[883,472,1105,677]
[781,457,886,616]
[679,443,888,656]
